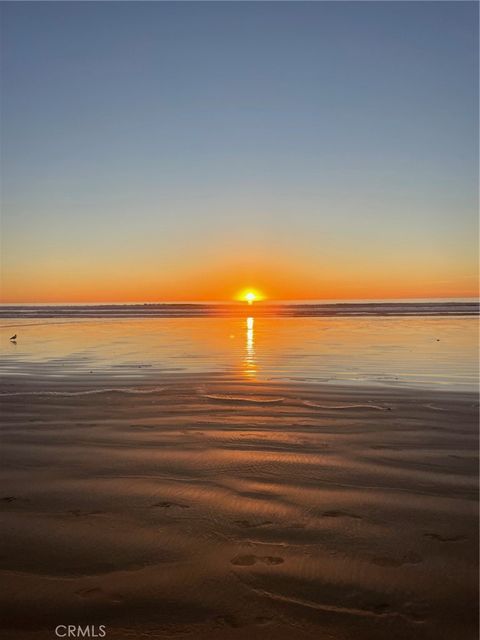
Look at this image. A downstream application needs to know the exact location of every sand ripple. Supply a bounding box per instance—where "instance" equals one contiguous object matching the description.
[203,394,285,404]
[0,378,477,640]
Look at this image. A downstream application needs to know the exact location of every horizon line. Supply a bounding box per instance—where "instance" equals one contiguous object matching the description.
[1,296,479,307]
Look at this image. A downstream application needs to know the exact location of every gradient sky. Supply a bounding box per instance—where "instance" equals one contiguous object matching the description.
[1,1,478,303]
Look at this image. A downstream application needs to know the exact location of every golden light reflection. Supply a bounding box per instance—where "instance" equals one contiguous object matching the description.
[244,316,256,377]
[235,288,265,304]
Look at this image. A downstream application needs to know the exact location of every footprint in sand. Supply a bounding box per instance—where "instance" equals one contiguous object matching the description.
[424,532,467,543]
[371,552,422,567]
[231,554,284,567]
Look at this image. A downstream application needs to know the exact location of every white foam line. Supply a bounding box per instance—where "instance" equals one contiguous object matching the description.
[303,401,388,411]
[0,387,166,398]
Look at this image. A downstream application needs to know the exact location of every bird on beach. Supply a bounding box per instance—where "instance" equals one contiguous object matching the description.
[9,334,16,341]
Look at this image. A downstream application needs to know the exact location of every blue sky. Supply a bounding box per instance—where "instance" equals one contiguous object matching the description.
[1,1,478,301]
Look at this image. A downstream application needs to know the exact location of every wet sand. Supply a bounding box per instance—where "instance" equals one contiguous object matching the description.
[0,375,478,640]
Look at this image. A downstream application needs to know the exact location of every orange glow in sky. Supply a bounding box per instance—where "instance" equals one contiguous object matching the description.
[1,3,477,305]
[1,262,478,303]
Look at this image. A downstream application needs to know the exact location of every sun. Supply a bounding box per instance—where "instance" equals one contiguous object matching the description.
[236,288,265,304]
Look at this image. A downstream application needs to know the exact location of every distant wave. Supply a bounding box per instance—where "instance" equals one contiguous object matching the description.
[0,301,478,319]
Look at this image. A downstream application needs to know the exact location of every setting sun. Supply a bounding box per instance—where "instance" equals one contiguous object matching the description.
[236,289,265,304]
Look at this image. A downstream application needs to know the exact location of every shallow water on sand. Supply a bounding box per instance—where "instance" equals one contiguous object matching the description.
[0,315,478,390]
[0,313,478,639]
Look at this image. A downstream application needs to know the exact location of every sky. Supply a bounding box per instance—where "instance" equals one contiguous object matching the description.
[0,1,478,303]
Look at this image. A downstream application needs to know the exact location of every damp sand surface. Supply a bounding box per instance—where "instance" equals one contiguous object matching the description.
[0,375,478,640]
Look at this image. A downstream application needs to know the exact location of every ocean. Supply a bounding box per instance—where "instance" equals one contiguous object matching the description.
[1,300,478,391]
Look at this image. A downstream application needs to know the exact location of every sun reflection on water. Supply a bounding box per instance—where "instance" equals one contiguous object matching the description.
[244,316,256,377]
[1,316,476,390]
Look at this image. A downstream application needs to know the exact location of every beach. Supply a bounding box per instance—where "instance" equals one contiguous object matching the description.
[0,309,478,639]
[2,0,478,636]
